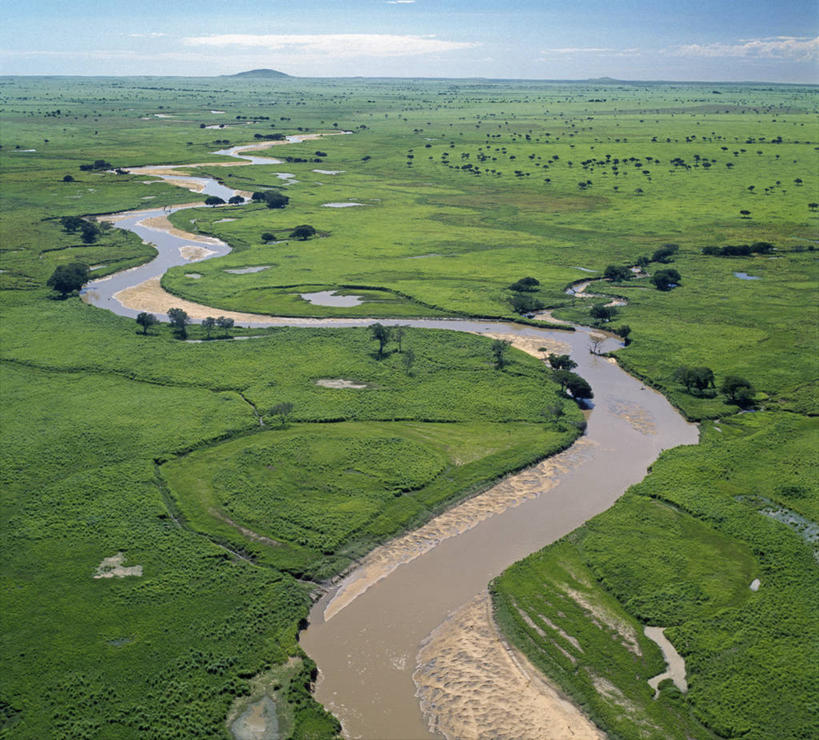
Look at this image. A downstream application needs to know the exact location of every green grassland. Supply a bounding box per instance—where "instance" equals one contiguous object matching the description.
[1,76,817,738]
[493,412,818,740]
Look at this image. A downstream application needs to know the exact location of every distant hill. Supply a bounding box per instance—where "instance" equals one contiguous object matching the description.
[227,69,290,79]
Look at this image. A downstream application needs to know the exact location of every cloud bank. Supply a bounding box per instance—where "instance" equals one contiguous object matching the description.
[182,33,477,58]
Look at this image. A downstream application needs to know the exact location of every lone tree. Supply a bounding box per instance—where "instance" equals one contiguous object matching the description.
[547,353,577,371]
[202,316,216,338]
[136,312,157,335]
[394,325,406,352]
[370,323,391,358]
[651,244,679,263]
[167,307,190,339]
[216,316,234,337]
[62,174,74,182]
[590,304,617,322]
[721,375,755,406]
[289,224,317,240]
[510,293,544,314]
[227,195,244,205]
[491,338,511,369]
[204,196,225,207]
[402,348,415,376]
[740,209,751,219]
[261,232,275,243]
[47,262,89,297]
[674,366,715,395]
[508,276,540,292]
[270,401,294,427]
[651,268,681,291]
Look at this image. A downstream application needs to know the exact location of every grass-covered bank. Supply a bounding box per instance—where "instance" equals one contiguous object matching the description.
[492,411,818,740]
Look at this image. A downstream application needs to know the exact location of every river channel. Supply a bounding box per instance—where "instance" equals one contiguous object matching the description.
[82,136,698,739]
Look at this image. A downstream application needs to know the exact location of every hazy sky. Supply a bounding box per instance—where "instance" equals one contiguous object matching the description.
[1,0,817,82]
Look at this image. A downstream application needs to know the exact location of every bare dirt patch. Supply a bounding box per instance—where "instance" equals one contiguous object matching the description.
[140,214,223,244]
[413,592,604,740]
[93,552,142,579]
[315,378,368,389]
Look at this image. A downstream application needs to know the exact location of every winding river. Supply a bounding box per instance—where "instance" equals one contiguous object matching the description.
[82,135,698,739]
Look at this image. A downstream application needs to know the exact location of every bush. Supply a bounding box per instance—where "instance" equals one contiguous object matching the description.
[651,268,680,291]
[508,276,540,292]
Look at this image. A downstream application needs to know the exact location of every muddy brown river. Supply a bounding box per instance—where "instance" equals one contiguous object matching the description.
[82,136,698,739]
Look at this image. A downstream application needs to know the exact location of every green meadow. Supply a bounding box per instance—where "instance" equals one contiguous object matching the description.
[1,76,817,738]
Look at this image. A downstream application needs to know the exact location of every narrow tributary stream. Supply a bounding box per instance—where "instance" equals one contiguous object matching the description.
[82,136,698,739]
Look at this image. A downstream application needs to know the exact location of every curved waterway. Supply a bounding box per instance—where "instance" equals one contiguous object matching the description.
[81,136,698,739]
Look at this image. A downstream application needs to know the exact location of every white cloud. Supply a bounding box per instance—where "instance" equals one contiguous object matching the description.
[673,36,819,61]
[127,32,167,38]
[540,47,640,57]
[386,1,416,4]
[182,33,477,57]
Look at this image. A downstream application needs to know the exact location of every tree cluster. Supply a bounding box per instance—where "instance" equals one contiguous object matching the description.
[251,191,290,209]
[701,242,774,257]
[651,268,681,291]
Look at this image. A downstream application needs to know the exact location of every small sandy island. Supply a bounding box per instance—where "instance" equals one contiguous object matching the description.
[180,245,218,261]
[414,592,604,740]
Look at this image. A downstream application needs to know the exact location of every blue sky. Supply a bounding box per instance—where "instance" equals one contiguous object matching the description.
[1,0,817,82]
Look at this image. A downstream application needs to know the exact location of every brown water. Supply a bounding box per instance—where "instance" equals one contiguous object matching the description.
[301,330,697,739]
[81,138,698,740]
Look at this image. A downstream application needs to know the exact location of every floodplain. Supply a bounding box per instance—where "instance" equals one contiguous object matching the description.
[1,76,816,739]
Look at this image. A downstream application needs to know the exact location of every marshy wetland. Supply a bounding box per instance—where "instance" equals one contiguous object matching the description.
[1,77,817,739]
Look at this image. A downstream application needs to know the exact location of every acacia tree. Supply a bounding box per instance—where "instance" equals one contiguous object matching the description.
[289,224,316,240]
[136,312,157,335]
[167,307,190,338]
[370,323,391,358]
[547,353,577,371]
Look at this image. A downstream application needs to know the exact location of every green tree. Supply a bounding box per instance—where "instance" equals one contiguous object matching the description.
[136,312,157,335]
[402,348,415,376]
[554,370,594,401]
[370,323,391,358]
[202,316,216,338]
[674,366,715,394]
[46,262,89,297]
[590,304,617,322]
[204,196,225,207]
[227,195,244,204]
[721,375,755,406]
[394,325,406,352]
[614,325,631,343]
[216,316,234,337]
[651,244,679,263]
[289,224,316,240]
[491,338,511,369]
[508,276,540,292]
[270,401,294,427]
[651,268,681,291]
[167,308,190,339]
[603,264,632,281]
[547,353,577,371]
[510,293,543,314]
[261,232,275,243]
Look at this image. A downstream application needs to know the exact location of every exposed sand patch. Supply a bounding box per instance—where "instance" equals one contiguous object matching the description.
[413,592,604,740]
[323,437,596,621]
[180,245,218,261]
[644,627,688,697]
[315,378,368,389]
[484,332,571,360]
[139,214,223,245]
[93,552,142,579]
